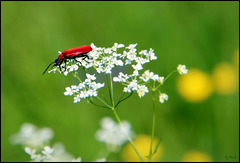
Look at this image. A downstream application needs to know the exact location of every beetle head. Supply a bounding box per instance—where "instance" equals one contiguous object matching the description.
[54,58,62,66]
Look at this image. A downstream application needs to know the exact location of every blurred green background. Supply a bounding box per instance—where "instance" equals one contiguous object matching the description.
[1,1,239,162]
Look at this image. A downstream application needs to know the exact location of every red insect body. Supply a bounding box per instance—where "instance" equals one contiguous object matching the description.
[61,46,92,58]
[43,45,92,75]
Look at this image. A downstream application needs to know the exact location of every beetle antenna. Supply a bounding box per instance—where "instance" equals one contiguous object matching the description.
[42,62,55,75]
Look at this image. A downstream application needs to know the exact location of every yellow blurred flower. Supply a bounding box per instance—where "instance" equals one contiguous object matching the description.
[177,69,213,102]
[212,62,238,95]
[121,134,163,162]
[182,150,212,162]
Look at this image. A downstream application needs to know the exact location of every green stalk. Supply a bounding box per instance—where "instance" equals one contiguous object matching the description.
[164,70,177,82]
[107,74,144,162]
[112,109,145,162]
[114,92,133,108]
[147,91,156,162]
[88,99,110,109]
[152,70,177,92]
[106,74,112,105]
[109,73,115,107]
[86,72,144,161]
[96,96,112,109]
[75,74,83,82]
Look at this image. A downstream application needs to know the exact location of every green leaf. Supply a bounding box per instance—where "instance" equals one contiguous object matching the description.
[153,138,162,155]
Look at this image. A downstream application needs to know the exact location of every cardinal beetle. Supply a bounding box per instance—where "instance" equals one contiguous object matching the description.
[43,45,92,75]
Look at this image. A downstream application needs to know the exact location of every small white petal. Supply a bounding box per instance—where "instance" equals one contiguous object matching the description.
[63,71,68,76]
[132,63,143,71]
[126,43,137,49]
[137,85,149,98]
[177,64,188,75]
[123,87,131,93]
[42,146,54,155]
[152,74,159,81]
[86,74,96,80]
[158,76,165,84]
[159,93,168,103]
[25,147,36,155]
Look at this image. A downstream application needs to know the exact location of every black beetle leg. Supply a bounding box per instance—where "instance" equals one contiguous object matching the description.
[64,59,67,72]
[59,65,62,73]
[74,58,82,65]
[58,59,64,73]
[82,54,89,63]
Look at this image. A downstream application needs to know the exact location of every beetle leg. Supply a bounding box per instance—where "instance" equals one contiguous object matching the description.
[74,58,82,65]
[58,60,64,73]
[59,65,62,73]
[81,53,89,59]
[82,54,89,63]
[64,59,67,72]
[83,56,89,63]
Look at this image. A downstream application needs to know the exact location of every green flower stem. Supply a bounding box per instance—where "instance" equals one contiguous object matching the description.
[112,108,145,162]
[88,73,144,161]
[151,70,177,92]
[88,99,110,109]
[75,74,83,82]
[107,74,144,162]
[164,70,177,82]
[109,73,115,107]
[147,91,156,162]
[115,92,133,108]
[106,74,112,105]
[96,96,112,109]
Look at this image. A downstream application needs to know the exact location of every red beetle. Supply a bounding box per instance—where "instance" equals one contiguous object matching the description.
[43,45,92,75]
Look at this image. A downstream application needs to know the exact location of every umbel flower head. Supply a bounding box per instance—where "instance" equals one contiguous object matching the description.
[9,123,54,148]
[95,117,134,152]
[177,64,188,75]
[48,43,188,104]
[64,73,105,103]
[11,123,106,162]
[24,144,82,162]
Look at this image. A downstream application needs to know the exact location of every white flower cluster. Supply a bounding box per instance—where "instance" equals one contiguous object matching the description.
[49,43,188,104]
[48,43,124,75]
[105,44,168,101]
[159,93,169,104]
[64,74,104,103]
[11,123,106,162]
[177,64,188,75]
[9,123,54,148]
[89,43,157,75]
[48,43,157,75]
[95,117,134,152]
[113,69,164,98]
[89,43,125,74]
[24,144,82,162]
